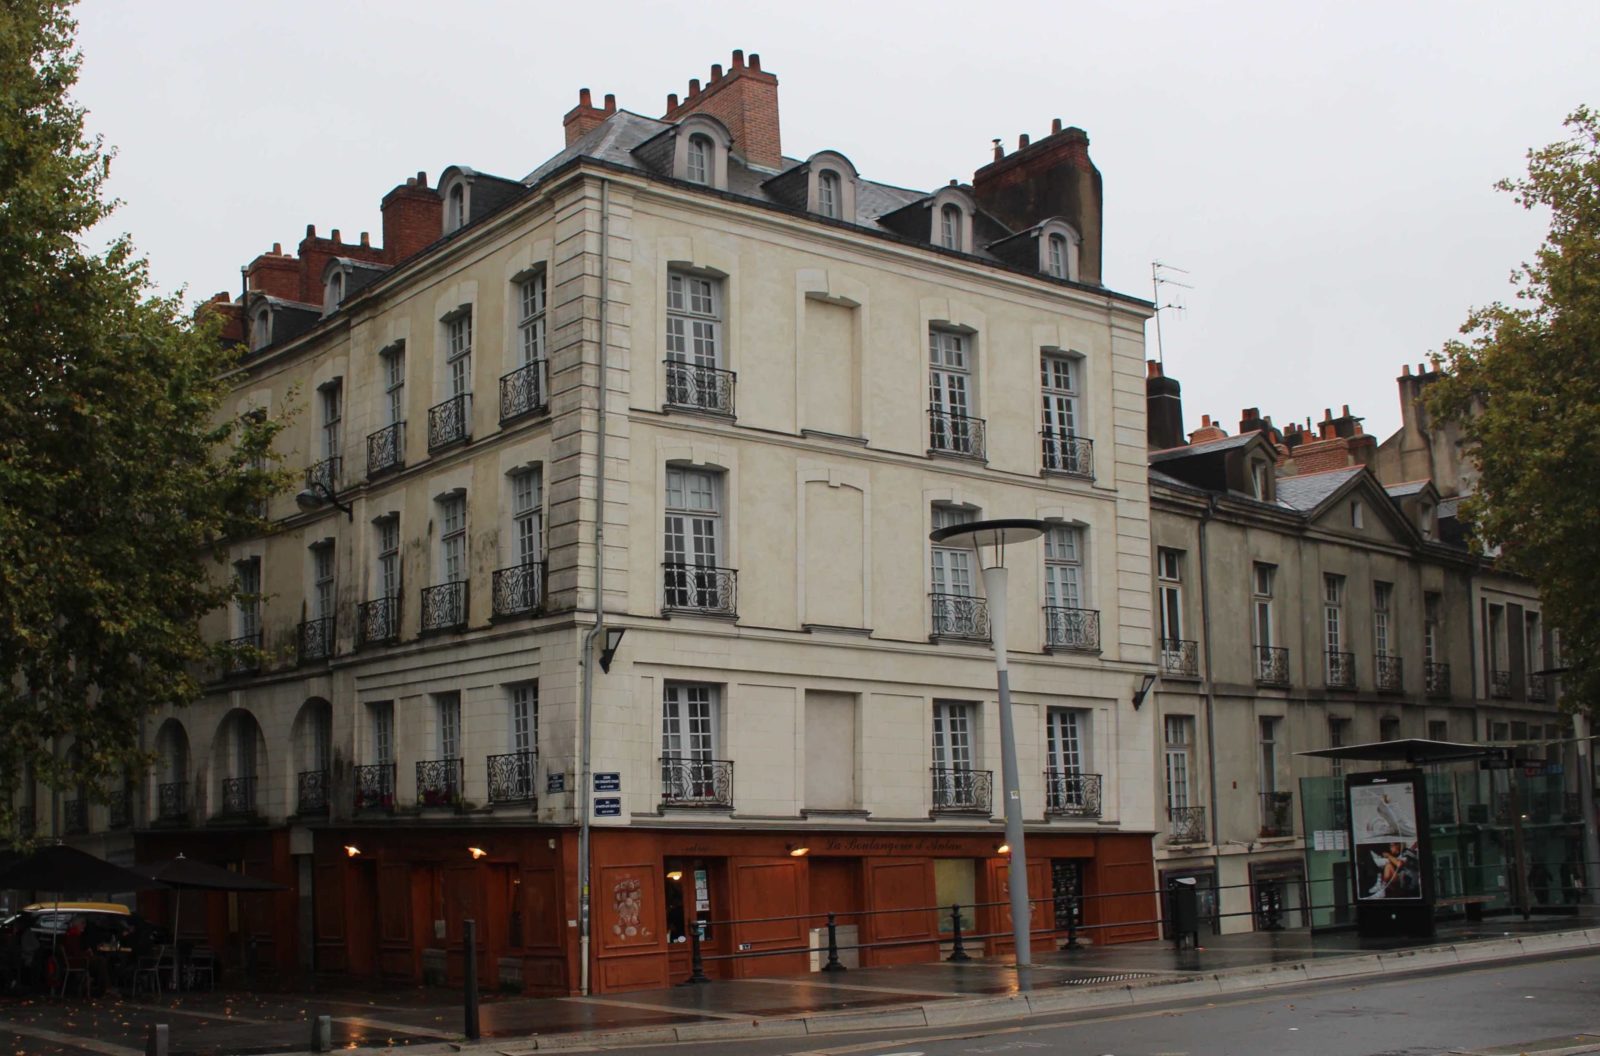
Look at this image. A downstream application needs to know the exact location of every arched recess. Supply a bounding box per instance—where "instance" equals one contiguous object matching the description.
[291,698,333,815]
[208,708,267,819]
[154,719,191,821]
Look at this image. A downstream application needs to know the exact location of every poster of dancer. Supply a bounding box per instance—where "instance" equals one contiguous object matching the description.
[1350,781,1423,901]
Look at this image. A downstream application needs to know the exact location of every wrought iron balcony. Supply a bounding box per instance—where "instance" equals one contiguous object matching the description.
[1425,661,1451,698]
[1160,639,1199,678]
[219,776,257,818]
[492,562,545,618]
[930,593,988,640]
[664,360,736,416]
[928,407,986,459]
[662,563,737,616]
[420,581,467,633]
[1527,674,1549,703]
[1044,606,1101,652]
[487,752,537,805]
[298,616,335,664]
[1489,669,1512,699]
[1326,650,1356,689]
[499,360,549,422]
[223,632,262,677]
[1253,645,1289,686]
[931,767,993,815]
[1259,791,1294,837]
[297,769,329,815]
[359,596,401,647]
[1376,654,1404,693]
[416,758,463,808]
[427,393,471,451]
[107,789,132,830]
[660,757,734,809]
[306,456,341,494]
[1044,771,1103,818]
[353,763,396,813]
[367,421,405,477]
[1167,805,1207,844]
[63,798,88,835]
[157,781,189,823]
[1040,432,1094,478]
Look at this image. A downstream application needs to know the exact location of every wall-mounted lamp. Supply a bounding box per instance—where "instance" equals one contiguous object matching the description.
[343,845,362,858]
[296,478,353,520]
[787,844,810,857]
[666,870,684,882]
[996,843,1012,856]
[598,627,627,673]
[468,846,488,860]
[1131,673,1158,710]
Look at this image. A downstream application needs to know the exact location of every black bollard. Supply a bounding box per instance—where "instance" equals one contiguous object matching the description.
[684,922,710,984]
[463,919,480,1041]
[947,904,970,963]
[1064,893,1081,950]
[145,1024,169,1056]
[823,912,846,972]
[310,1014,331,1053]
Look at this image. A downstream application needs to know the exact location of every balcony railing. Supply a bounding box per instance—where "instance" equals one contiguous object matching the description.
[1325,650,1356,689]
[492,562,545,618]
[366,421,405,477]
[223,632,262,677]
[928,407,986,459]
[1044,771,1103,818]
[1489,668,1512,699]
[665,360,736,416]
[1259,791,1294,837]
[427,393,471,451]
[157,781,189,823]
[107,789,132,830]
[63,798,88,836]
[1527,674,1549,703]
[1040,432,1094,478]
[499,360,549,423]
[662,563,737,616]
[660,757,734,809]
[359,596,401,647]
[1254,646,1289,686]
[931,593,988,641]
[306,456,341,494]
[298,616,335,664]
[219,776,257,818]
[1376,654,1404,693]
[417,758,464,808]
[1160,639,1199,678]
[1167,805,1207,844]
[487,752,537,805]
[1044,606,1101,653]
[353,763,396,813]
[931,767,993,814]
[297,769,329,815]
[1425,661,1451,698]
[420,581,467,633]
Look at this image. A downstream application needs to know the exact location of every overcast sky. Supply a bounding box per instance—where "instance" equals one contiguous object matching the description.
[74,1,1598,442]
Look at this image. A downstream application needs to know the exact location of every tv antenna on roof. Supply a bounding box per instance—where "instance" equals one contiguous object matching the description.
[1151,260,1193,365]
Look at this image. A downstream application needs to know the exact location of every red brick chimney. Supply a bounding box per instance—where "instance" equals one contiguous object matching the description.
[1188,414,1228,445]
[245,243,300,300]
[381,172,443,264]
[563,88,618,146]
[198,291,245,344]
[1279,405,1377,474]
[972,118,1103,285]
[661,49,782,169]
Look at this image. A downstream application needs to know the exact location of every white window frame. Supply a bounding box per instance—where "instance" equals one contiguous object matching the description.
[324,269,344,314]
[1040,352,1081,465]
[447,183,467,233]
[371,701,395,766]
[1259,717,1279,794]
[435,692,461,760]
[1374,581,1393,657]
[382,343,406,426]
[234,557,261,640]
[445,311,473,399]
[517,271,547,368]
[1252,563,1275,649]
[1046,707,1085,774]
[251,308,271,351]
[1424,591,1441,666]
[376,515,401,600]
[665,271,723,369]
[320,379,342,462]
[662,682,718,761]
[510,467,543,567]
[1164,715,1193,812]
[939,204,962,250]
[685,133,712,185]
[817,169,840,218]
[510,683,538,757]
[1324,574,1345,652]
[929,327,976,452]
[930,505,977,598]
[1044,524,1084,610]
[1157,549,1184,644]
[439,493,467,585]
[931,700,976,772]
[311,542,335,621]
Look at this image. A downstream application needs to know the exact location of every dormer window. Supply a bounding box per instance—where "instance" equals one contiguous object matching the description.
[323,270,344,314]
[685,134,712,186]
[251,308,271,351]
[1048,235,1068,278]
[1038,220,1082,281]
[1250,460,1270,500]
[1419,501,1435,539]
[940,205,961,250]
[817,170,840,219]
[447,183,466,233]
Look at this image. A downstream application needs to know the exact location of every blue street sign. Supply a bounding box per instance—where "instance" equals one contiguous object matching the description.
[594,772,622,792]
[594,797,622,817]
[546,772,566,794]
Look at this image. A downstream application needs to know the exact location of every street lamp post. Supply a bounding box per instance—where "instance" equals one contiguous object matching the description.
[929,517,1050,991]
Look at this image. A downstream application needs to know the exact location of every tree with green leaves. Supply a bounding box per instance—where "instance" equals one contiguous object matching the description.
[0,1,286,843]
[1428,105,1600,717]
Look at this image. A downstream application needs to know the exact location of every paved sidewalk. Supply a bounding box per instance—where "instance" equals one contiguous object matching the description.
[2,910,1596,1055]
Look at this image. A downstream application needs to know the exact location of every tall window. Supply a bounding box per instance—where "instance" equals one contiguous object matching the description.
[1323,574,1344,652]
[517,272,547,367]
[1250,460,1270,500]
[1164,716,1193,812]
[439,494,467,584]
[929,328,975,452]
[371,701,395,765]
[664,467,722,609]
[446,311,473,398]
[931,700,975,772]
[1157,549,1184,643]
[324,270,344,312]
[511,683,538,756]
[436,692,461,759]
[1424,591,1441,665]
[817,170,840,219]
[939,204,961,250]
[382,343,406,425]
[234,557,261,640]
[312,542,335,620]
[1259,717,1279,794]
[377,516,400,599]
[1044,525,1083,610]
[685,134,712,185]
[1046,708,1083,774]
[1373,582,1393,657]
[665,271,723,395]
[448,184,466,231]
[1328,717,1347,779]
[1350,500,1364,529]
[663,682,716,762]
[1047,233,1069,278]
[251,309,271,351]
[510,467,543,567]
[1040,352,1082,472]
[320,380,342,460]
[930,505,977,597]
[1252,563,1275,649]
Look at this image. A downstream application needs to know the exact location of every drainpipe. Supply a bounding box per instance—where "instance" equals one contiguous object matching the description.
[1197,496,1220,849]
[577,176,611,997]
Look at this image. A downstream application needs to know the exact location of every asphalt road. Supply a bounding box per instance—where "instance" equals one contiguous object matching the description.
[590,951,1600,1056]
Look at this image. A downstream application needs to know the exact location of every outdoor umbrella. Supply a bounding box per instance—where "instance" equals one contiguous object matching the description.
[131,853,287,988]
[0,844,167,895]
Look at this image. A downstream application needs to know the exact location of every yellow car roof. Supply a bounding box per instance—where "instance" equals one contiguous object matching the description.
[22,902,131,915]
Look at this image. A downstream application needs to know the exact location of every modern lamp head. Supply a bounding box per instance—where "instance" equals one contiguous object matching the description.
[929,517,1051,570]
[296,481,353,520]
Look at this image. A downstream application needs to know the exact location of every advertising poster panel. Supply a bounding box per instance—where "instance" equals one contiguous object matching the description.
[1350,781,1423,901]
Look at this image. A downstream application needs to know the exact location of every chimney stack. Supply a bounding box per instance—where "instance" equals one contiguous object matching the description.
[381,171,442,264]
[1146,360,1186,450]
[661,48,783,169]
[562,86,617,146]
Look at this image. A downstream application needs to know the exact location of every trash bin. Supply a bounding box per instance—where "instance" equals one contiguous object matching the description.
[1169,876,1199,949]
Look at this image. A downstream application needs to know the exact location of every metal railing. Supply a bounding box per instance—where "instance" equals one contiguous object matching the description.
[427,393,471,450]
[297,769,329,815]
[417,758,464,808]
[1489,668,1512,699]
[1425,661,1451,698]
[660,757,734,809]
[1167,805,1207,844]
[662,563,737,616]
[930,593,988,640]
[157,781,189,823]
[487,752,537,805]
[1325,650,1356,689]
[1527,674,1549,703]
[1254,645,1289,686]
[306,455,341,494]
[1259,791,1294,837]
[1376,653,1404,692]
[1041,432,1094,478]
[223,632,262,677]
[1044,771,1103,818]
[493,562,545,617]
[298,616,335,664]
[499,360,548,422]
[359,595,401,647]
[107,789,132,830]
[931,767,993,814]
[219,776,257,818]
[928,407,986,459]
[366,421,405,476]
[665,360,736,416]
[1160,639,1199,677]
[63,798,88,835]
[353,763,396,813]
[420,581,467,632]
[1044,606,1100,652]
